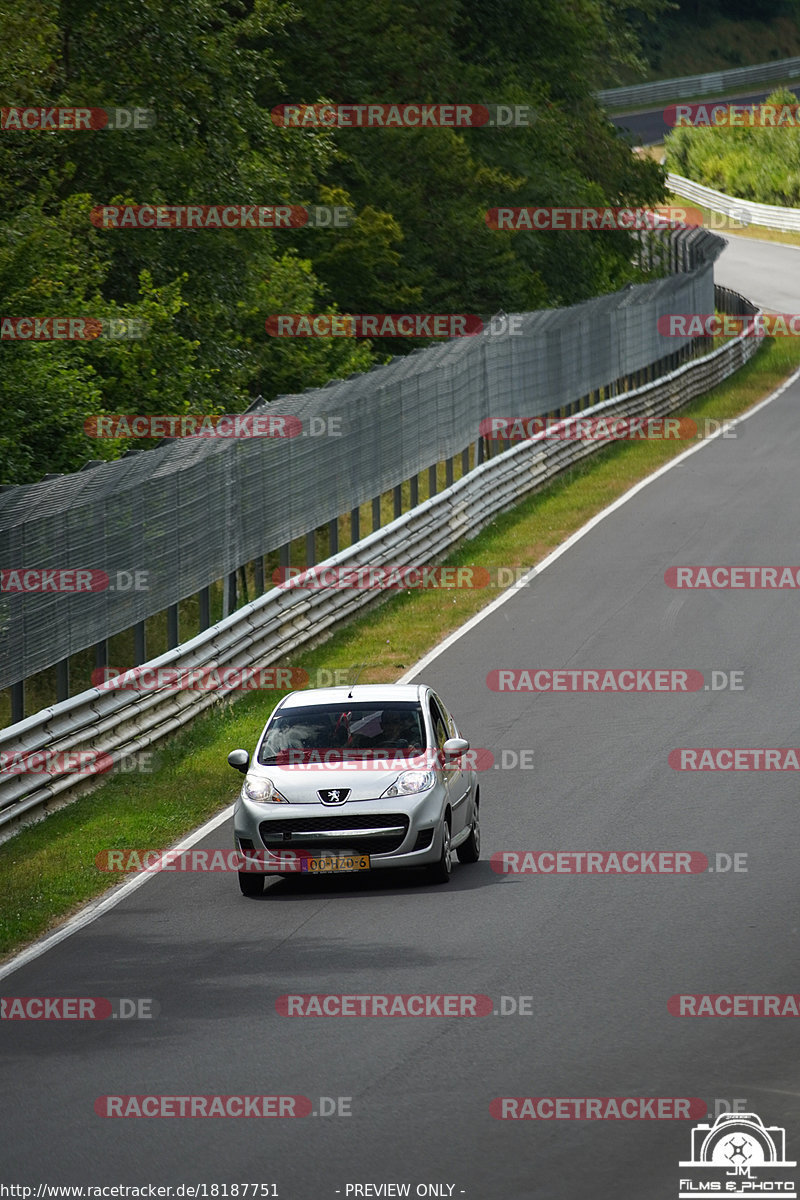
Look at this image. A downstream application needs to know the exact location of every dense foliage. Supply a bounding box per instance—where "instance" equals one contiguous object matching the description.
[0,0,667,484]
[665,87,800,205]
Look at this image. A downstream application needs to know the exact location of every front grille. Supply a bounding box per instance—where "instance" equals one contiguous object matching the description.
[259,813,409,856]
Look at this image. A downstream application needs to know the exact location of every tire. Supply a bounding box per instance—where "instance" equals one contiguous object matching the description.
[238,870,265,897]
[456,798,480,864]
[424,817,452,885]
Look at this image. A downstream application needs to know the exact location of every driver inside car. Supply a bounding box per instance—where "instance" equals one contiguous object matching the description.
[351,710,421,750]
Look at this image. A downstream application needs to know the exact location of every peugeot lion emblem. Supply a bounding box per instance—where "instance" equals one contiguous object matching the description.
[319,788,349,805]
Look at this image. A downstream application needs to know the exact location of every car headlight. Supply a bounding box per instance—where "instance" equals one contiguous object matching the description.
[243,776,288,803]
[380,770,436,797]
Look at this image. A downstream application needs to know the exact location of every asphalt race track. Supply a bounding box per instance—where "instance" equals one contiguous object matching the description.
[2,236,800,1198]
[610,84,800,146]
[714,234,800,314]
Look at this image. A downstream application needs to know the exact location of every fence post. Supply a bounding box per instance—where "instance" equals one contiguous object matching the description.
[56,659,69,703]
[134,621,147,664]
[167,604,179,650]
[198,588,210,632]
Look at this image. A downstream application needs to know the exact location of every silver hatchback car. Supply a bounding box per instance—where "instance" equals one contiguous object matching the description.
[228,683,480,895]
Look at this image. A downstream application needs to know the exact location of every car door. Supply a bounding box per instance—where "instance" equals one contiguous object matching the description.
[429,692,469,840]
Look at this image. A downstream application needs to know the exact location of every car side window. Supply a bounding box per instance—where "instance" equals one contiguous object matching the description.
[432,694,458,738]
[429,697,450,749]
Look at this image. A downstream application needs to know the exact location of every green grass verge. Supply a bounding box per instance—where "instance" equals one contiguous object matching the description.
[3,334,800,961]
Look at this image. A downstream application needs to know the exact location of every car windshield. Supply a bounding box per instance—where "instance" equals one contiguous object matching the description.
[257,702,427,764]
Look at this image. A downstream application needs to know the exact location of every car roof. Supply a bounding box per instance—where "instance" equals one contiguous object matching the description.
[277,684,427,710]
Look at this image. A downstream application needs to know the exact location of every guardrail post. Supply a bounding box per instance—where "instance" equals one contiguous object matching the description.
[428,465,437,497]
[410,474,419,507]
[446,456,454,487]
[462,447,470,475]
[254,556,265,595]
[350,506,360,544]
[372,496,381,531]
[393,485,402,520]
[305,530,316,567]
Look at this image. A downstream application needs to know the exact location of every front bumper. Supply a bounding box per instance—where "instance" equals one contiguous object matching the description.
[233,790,446,872]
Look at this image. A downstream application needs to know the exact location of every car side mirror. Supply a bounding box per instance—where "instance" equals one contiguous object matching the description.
[442,737,469,757]
[228,749,250,773]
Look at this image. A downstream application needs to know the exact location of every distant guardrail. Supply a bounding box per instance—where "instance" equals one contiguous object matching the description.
[668,173,800,233]
[0,287,760,841]
[597,56,800,111]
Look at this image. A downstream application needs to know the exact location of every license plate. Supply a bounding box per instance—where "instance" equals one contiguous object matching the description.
[304,854,370,873]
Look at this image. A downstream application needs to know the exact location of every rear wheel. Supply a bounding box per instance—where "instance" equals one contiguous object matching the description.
[424,818,452,885]
[456,798,480,864]
[238,871,265,897]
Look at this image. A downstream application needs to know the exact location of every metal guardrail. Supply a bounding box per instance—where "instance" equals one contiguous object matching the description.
[0,288,760,841]
[668,173,800,232]
[597,56,800,110]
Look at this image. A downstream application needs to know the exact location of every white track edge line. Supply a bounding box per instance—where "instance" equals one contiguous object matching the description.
[0,804,234,981]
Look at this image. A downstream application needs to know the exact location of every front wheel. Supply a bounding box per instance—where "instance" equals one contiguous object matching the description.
[456,800,480,864]
[424,818,452,885]
[238,870,265,897]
